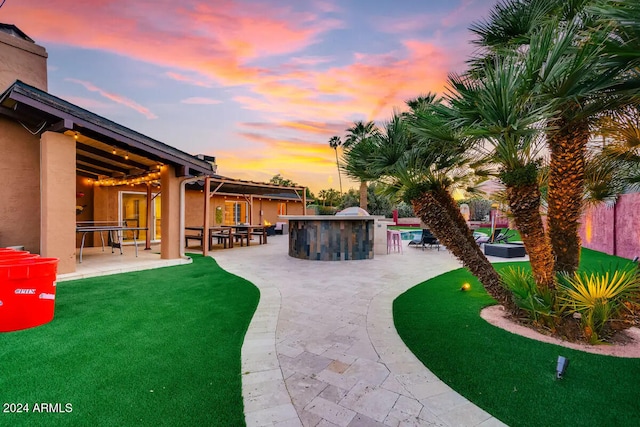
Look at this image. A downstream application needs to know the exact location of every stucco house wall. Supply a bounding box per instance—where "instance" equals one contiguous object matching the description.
[0,119,41,251]
[183,192,304,228]
[0,29,47,252]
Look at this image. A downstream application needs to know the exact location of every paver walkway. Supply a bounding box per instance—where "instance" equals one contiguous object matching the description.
[213,235,508,427]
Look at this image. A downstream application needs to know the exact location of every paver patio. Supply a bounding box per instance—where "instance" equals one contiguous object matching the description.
[213,235,511,427]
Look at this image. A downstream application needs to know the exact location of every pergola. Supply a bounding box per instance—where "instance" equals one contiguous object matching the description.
[186,176,307,255]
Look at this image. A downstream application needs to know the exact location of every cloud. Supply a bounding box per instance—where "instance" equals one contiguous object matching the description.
[165,72,214,88]
[180,97,222,105]
[211,129,347,192]
[3,0,491,192]
[9,0,459,125]
[66,78,158,119]
[242,120,349,137]
[7,0,342,86]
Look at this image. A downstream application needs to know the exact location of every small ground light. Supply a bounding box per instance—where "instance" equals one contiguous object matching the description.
[460,283,471,291]
[556,356,569,379]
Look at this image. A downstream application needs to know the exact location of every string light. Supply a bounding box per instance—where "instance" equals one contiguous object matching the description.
[124,152,129,160]
[94,171,162,187]
[112,147,117,155]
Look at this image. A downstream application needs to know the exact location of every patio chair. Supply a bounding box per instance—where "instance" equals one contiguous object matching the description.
[408,229,440,251]
[476,228,502,245]
[493,228,516,244]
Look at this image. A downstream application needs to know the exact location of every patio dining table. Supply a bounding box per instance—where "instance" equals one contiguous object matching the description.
[230,224,268,246]
[185,225,268,249]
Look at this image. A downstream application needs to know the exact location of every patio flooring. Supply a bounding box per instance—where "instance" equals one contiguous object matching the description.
[212,234,516,427]
[57,243,190,282]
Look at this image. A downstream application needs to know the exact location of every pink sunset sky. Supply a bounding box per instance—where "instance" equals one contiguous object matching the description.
[1,0,497,193]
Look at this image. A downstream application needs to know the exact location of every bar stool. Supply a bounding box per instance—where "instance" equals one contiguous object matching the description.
[387,230,403,254]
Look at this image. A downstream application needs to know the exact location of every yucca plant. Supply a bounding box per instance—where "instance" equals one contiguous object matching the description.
[500,267,558,328]
[557,264,640,343]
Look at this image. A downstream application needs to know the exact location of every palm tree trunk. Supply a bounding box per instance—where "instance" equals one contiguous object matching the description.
[412,191,512,308]
[547,117,589,274]
[506,183,555,289]
[334,150,343,194]
[359,181,367,210]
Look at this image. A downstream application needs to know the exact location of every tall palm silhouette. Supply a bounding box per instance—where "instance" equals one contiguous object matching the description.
[328,136,343,194]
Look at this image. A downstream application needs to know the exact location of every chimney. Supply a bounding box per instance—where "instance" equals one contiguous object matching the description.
[0,23,48,91]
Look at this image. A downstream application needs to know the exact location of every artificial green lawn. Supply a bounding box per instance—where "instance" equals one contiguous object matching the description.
[394,248,640,427]
[1,255,259,426]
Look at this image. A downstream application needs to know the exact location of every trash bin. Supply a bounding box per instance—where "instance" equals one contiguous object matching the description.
[0,257,59,332]
[0,251,40,261]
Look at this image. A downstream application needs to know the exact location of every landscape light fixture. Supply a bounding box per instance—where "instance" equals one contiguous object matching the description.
[460,283,471,291]
[556,356,569,379]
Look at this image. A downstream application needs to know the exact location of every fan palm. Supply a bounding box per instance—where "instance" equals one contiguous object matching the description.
[449,55,556,289]
[369,103,510,306]
[469,0,640,274]
[328,136,343,194]
[344,121,380,210]
[585,106,640,203]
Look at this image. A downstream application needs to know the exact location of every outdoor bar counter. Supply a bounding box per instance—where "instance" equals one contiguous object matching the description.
[280,215,374,261]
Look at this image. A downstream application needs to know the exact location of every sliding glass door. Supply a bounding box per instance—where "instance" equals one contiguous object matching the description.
[120,191,161,243]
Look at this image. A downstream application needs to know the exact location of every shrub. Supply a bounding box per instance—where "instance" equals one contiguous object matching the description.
[396,201,415,218]
[500,267,558,328]
[557,264,640,343]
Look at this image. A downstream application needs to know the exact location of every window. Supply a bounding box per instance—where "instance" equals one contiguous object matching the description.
[277,202,286,216]
[224,201,248,225]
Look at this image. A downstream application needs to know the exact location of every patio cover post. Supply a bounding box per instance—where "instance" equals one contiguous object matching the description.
[145,183,152,250]
[40,131,76,273]
[203,176,211,256]
[160,164,181,260]
[303,188,307,215]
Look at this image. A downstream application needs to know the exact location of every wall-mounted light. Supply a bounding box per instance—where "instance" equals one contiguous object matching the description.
[556,356,569,379]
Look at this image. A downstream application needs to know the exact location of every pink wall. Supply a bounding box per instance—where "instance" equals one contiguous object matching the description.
[579,192,640,260]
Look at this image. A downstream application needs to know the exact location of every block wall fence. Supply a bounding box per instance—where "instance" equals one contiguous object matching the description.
[579,192,640,260]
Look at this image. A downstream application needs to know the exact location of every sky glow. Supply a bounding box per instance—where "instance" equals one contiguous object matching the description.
[1,0,497,193]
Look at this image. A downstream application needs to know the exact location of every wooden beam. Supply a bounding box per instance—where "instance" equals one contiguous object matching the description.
[76,170,99,179]
[76,163,114,176]
[76,142,150,170]
[48,118,73,132]
[76,154,132,174]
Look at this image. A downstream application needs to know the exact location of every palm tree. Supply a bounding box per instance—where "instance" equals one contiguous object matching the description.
[448,55,556,289]
[328,136,343,194]
[341,136,378,211]
[344,121,379,210]
[585,106,640,202]
[469,0,640,274]
[366,104,511,306]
